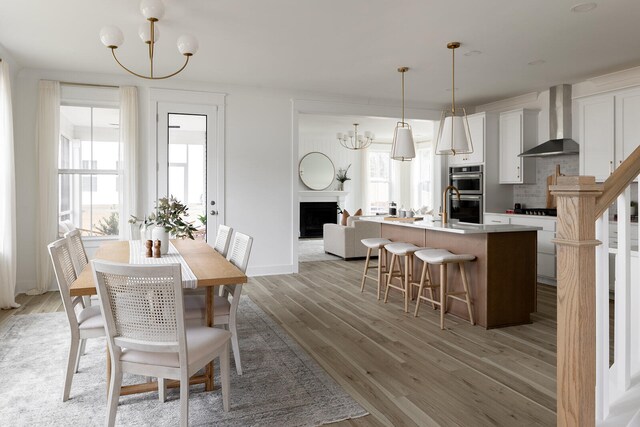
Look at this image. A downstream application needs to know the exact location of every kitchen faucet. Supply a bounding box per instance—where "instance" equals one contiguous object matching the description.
[442,185,461,225]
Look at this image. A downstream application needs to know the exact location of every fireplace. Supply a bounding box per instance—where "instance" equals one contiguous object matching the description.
[300,202,337,238]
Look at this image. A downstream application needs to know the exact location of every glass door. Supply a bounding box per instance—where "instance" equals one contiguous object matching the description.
[157,102,220,243]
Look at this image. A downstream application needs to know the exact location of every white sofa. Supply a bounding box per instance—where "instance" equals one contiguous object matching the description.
[323,216,381,259]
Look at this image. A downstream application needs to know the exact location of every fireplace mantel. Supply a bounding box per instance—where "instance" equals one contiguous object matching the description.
[298,191,348,204]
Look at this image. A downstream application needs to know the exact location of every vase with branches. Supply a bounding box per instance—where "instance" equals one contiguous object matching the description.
[130,196,198,254]
[336,164,351,191]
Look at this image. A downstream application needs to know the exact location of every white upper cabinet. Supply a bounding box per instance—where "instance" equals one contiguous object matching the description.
[448,112,485,166]
[576,87,640,182]
[499,109,537,184]
[577,93,615,182]
[616,88,640,163]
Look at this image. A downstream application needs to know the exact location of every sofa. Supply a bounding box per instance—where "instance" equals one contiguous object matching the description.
[323,216,381,259]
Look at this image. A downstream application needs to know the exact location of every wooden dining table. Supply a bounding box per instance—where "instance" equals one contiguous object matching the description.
[69,238,247,396]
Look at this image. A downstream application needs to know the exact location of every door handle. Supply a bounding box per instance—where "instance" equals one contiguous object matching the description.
[210,201,216,206]
[210,210,218,215]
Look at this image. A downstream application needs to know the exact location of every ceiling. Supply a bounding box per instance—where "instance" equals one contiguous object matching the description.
[299,114,433,143]
[2,1,640,107]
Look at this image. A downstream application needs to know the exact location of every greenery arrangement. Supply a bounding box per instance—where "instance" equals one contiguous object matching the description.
[129,195,198,240]
[336,164,352,184]
[96,211,119,236]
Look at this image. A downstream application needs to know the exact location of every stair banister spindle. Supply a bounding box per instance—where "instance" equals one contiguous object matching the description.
[595,212,610,421]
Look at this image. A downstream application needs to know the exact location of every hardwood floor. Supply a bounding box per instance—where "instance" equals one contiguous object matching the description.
[245,260,557,427]
[2,260,558,426]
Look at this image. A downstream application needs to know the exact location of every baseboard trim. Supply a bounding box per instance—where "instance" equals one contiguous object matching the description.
[247,264,294,277]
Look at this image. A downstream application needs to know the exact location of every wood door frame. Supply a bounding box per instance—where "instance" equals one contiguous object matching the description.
[149,89,226,241]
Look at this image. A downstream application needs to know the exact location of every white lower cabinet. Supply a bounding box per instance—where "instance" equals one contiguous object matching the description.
[485,213,557,283]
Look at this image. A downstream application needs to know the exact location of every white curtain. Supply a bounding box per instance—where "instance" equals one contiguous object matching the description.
[119,86,138,240]
[0,61,19,309]
[32,80,60,295]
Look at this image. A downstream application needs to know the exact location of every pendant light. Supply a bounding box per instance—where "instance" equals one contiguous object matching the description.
[391,67,415,161]
[435,42,473,156]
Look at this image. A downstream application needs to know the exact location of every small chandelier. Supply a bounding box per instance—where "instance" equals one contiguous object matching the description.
[337,123,375,150]
[436,42,473,156]
[391,67,415,161]
[99,0,199,80]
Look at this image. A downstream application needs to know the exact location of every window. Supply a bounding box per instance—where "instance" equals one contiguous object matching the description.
[366,149,392,214]
[412,142,434,209]
[58,105,120,237]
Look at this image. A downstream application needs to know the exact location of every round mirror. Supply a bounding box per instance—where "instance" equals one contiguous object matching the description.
[299,152,335,191]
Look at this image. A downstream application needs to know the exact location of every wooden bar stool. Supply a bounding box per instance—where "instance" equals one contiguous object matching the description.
[383,242,423,313]
[360,238,392,300]
[413,249,476,329]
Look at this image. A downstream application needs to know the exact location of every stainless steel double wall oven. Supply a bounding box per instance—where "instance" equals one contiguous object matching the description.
[448,165,483,224]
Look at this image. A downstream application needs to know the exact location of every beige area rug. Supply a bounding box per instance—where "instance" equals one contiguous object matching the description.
[0,297,367,426]
[298,239,341,262]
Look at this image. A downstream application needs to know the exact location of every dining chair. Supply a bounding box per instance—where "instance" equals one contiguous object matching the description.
[64,229,88,276]
[92,260,232,427]
[48,238,105,402]
[64,229,93,307]
[214,224,233,257]
[184,232,253,375]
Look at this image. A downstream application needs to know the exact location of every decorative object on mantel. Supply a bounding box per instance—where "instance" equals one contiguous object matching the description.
[391,67,416,161]
[99,0,199,80]
[336,164,351,191]
[131,195,198,255]
[435,42,473,156]
[145,239,153,258]
[337,124,374,150]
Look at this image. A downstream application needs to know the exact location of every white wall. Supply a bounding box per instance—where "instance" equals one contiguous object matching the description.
[12,66,441,293]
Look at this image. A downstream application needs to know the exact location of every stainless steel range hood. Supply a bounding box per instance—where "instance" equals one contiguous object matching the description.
[519,84,579,157]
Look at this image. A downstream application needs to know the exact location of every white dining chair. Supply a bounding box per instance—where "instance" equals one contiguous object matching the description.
[64,229,88,276]
[64,228,94,308]
[214,224,233,257]
[48,238,105,402]
[184,232,253,375]
[92,260,232,427]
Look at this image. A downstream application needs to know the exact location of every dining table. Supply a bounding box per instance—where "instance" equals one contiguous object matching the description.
[69,238,248,396]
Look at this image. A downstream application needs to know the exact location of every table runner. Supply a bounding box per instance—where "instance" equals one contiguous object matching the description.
[129,240,198,289]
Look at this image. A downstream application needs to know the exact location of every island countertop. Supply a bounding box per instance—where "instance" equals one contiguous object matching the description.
[359,216,541,234]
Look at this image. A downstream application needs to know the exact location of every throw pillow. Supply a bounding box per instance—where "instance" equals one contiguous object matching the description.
[354,208,363,217]
[341,209,350,226]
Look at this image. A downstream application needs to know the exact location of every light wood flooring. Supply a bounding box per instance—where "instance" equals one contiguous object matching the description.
[2,260,559,426]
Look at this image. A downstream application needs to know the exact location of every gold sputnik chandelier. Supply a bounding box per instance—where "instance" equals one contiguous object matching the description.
[99,0,199,80]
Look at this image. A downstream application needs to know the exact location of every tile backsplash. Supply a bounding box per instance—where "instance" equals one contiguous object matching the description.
[513,154,579,208]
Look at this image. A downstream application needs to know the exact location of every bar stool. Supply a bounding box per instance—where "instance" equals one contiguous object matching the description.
[360,238,392,300]
[383,242,423,313]
[414,249,475,330]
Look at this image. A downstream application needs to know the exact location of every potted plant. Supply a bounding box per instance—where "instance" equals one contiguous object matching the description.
[130,196,198,254]
[336,164,351,191]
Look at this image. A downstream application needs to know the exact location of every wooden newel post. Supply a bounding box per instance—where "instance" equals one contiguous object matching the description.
[551,176,603,427]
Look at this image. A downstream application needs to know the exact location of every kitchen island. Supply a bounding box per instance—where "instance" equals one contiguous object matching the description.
[361,217,540,328]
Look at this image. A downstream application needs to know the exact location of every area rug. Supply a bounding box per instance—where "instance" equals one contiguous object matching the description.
[298,239,341,262]
[0,297,367,426]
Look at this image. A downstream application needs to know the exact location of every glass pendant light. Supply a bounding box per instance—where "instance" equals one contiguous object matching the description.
[391,67,415,161]
[435,42,473,156]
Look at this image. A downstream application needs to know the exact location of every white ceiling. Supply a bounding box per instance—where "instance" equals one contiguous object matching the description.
[299,114,433,143]
[2,0,640,107]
